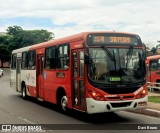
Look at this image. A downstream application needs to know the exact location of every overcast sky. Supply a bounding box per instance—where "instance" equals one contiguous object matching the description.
[0,0,159,45]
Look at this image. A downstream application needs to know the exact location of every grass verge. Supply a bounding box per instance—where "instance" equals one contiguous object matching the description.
[148,96,160,103]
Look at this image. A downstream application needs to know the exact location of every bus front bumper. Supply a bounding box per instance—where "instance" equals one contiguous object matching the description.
[86,95,148,114]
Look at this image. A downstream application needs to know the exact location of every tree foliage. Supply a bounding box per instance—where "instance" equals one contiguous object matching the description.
[7,26,23,36]
[150,47,157,55]
[7,26,53,51]
[145,42,160,56]
[0,35,11,67]
[0,25,54,67]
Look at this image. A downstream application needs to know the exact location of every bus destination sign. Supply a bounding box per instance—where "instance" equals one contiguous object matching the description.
[93,36,138,44]
[87,34,141,45]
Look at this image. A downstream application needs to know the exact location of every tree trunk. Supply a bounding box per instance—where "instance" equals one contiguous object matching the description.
[0,60,4,68]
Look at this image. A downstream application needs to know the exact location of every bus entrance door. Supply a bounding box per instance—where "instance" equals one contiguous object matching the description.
[16,56,21,92]
[37,55,44,99]
[72,50,85,111]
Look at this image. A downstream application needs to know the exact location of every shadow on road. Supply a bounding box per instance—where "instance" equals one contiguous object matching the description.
[10,94,131,124]
[66,110,130,124]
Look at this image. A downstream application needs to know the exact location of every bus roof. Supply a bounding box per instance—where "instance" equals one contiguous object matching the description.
[12,31,140,53]
[147,55,160,60]
[12,46,31,54]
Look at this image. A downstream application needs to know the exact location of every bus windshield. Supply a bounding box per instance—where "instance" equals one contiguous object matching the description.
[88,47,145,85]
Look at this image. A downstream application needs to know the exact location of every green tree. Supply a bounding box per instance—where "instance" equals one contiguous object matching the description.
[150,47,157,55]
[7,26,23,36]
[7,26,54,51]
[19,29,53,47]
[0,35,11,67]
[0,44,10,67]
[156,44,160,52]
[0,25,54,67]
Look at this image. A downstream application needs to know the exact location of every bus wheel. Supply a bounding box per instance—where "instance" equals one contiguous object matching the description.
[22,84,27,99]
[61,96,68,111]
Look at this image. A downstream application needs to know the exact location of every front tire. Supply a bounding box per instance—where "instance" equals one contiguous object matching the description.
[60,95,68,112]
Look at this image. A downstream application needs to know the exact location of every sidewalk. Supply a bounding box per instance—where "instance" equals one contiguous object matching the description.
[129,91,160,117]
[148,91,160,111]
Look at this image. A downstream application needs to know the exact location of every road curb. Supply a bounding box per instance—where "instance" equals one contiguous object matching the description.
[128,108,160,118]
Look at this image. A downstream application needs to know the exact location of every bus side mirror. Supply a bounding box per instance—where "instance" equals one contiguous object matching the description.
[84,55,93,64]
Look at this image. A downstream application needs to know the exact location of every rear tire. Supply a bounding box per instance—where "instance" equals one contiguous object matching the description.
[22,84,27,99]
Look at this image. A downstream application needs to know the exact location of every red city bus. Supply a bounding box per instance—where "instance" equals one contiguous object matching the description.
[146,55,160,90]
[10,31,147,114]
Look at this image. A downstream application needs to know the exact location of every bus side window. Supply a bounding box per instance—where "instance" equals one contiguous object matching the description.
[150,59,157,70]
[22,52,28,69]
[57,44,69,70]
[157,59,160,70]
[73,52,78,77]
[45,46,56,69]
[27,51,36,70]
[64,54,69,69]
[80,51,84,77]
[11,54,17,69]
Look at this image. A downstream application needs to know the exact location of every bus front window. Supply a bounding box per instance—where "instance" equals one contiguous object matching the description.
[88,47,146,85]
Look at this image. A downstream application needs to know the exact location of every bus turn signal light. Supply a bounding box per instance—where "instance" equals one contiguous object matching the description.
[141,90,146,95]
[137,89,147,99]
[92,92,97,97]
[88,89,105,101]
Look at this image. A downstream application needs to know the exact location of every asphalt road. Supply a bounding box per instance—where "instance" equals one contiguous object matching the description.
[0,68,160,133]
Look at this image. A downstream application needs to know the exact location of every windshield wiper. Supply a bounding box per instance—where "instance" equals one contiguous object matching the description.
[101,46,117,70]
[134,52,146,78]
[126,45,134,70]
[101,46,115,61]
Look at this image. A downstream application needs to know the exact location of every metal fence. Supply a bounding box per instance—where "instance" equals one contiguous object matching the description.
[147,82,160,92]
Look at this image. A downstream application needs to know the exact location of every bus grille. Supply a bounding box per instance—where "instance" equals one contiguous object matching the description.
[107,96,134,100]
[110,102,131,108]
[101,86,140,94]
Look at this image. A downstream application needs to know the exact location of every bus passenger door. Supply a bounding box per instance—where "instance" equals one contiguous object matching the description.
[72,50,85,111]
[37,55,44,99]
[11,54,17,90]
[16,57,21,92]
